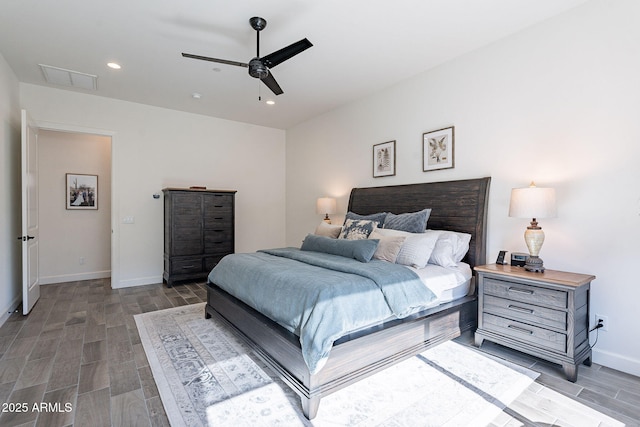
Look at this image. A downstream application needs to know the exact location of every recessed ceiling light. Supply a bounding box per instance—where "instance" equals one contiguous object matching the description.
[192,92,202,99]
[107,62,121,69]
[266,100,275,105]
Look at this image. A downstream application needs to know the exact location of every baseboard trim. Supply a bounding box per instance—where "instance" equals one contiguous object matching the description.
[39,270,111,285]
[593,348,640,377]
[0,294,22,327]
[112,275,163,289]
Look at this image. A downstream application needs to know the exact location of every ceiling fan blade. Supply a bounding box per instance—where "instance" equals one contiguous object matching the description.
[181,53,248,68]
[261,38,313,68]
[261,72,283,96]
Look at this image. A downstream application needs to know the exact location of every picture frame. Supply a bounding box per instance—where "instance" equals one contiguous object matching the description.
[66,173,98,210]
[373,140,396,178]
[423,126,454,172]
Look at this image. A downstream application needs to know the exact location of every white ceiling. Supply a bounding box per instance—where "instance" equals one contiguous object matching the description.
[0,0,589,129]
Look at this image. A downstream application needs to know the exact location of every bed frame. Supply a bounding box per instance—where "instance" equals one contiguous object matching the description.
[205,177,490,419]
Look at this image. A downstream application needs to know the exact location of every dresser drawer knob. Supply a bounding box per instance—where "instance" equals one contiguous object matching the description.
[508,304,534,314]
[507,324,534,335]
[508,287,534,295]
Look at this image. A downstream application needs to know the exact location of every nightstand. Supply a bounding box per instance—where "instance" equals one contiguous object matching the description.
[474,264,594,382]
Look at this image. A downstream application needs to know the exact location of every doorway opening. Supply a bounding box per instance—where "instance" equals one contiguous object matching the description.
[37,129,112,285]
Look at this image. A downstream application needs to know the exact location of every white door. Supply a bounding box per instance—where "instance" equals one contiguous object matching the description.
[20,109,39,315]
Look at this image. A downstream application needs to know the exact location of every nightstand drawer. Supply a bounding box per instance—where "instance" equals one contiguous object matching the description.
[484,278,568,309]
[170,257,203,274]
[484,313,567,353]
[483,295,567,330]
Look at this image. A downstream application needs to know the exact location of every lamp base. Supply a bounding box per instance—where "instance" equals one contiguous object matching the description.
[525,255,545,273]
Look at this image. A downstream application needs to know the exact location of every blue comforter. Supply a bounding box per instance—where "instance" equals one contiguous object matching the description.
[208,247,437,374]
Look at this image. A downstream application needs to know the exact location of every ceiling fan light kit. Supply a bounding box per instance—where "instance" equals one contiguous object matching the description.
[182,16,313,96]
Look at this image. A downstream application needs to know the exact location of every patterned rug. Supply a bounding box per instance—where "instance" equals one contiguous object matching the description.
[135,303,538,427]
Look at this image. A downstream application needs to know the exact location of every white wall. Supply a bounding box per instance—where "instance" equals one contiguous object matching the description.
[38,130,112,284]
[21,84,286,288]
[286,0,640,376]
[0,53,21,322]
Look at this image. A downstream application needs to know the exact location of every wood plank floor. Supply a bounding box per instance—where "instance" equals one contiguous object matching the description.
[0,278,638,426]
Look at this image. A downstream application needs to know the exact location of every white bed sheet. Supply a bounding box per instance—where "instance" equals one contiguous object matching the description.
[406,262,472,304]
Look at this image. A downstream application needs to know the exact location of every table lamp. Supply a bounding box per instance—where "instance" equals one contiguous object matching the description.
[508,182,557,272]
[316,197,337,224]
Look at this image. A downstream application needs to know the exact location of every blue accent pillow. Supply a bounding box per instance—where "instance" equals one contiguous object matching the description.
[301,234,379,262]
[345,211,387,228]
[339,219,379,240]
[383,208,432,233]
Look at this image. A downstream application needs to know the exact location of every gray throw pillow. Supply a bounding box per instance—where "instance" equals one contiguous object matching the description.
[383,208,431,234]
[301,234,380,262]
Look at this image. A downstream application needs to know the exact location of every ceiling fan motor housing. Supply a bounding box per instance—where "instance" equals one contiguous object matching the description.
[248,58,269,79]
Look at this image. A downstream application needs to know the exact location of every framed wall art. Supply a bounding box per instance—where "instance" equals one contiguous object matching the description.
[373,140,396,178]
[66,173,98,210]
[423,126,454,172]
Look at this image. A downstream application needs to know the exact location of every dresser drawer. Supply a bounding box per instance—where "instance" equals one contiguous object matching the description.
[204,255,227,272]
[170,257,204,274]
[205,194,233,211]
[483,295,567,330]
[484,278,568,309]
[204,230,233,253]
[483,313,567,353]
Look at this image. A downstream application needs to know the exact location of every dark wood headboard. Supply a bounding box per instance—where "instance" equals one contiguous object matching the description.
[347,177,491,270]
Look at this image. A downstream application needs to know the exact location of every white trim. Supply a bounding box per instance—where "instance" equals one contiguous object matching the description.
[592,348,640,378]
[39,271,111,285]
[0,295,22,327]
[113,275,164,289]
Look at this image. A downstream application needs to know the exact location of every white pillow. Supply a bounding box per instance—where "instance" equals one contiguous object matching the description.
[314,222,342,239]
[428,230,472,268]
[375,228,440,268]
[368,229,406,263]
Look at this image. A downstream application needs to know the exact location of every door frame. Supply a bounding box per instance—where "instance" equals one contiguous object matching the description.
[33,120,118,288]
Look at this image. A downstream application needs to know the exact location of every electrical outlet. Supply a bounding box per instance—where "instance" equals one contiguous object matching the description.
[79,257,85,265]
[595,314,609,332]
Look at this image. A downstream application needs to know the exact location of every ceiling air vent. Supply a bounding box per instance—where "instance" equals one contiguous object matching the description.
[39,64,97,90]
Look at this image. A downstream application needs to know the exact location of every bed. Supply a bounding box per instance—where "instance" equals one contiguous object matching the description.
[205,177,490,419]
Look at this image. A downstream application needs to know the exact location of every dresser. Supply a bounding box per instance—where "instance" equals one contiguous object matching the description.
[474,264,594,381]
[163,188,236,287]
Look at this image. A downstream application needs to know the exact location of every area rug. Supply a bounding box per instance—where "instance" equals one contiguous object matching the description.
[135,303,538,427]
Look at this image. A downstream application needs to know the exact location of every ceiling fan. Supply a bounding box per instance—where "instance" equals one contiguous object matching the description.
[182,17,313,96]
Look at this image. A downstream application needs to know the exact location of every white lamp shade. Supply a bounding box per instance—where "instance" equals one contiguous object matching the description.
[316,197,337,215]
[509,184,557,219]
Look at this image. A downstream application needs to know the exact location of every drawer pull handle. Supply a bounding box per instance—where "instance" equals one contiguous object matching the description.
[214,217,224,220]
[508,287,534,295]
[214,205,224,208]
[508,324,533,335]
[181,265,196,269]
[508,305,534,314]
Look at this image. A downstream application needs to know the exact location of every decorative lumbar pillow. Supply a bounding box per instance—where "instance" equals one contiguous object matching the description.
[314,222,342,239]
[369,229,406,263]
[375,228,440,268]
[344,211,387,228]
[339,219,379,240]
[428,230,472,268]
[383,208,431,234]
[301,234,379,262]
